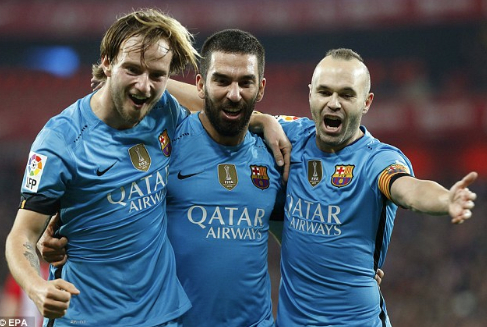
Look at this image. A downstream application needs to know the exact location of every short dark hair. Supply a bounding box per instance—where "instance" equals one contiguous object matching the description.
[199,29,265,80]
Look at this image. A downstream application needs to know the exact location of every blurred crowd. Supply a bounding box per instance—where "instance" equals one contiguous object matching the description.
[383,182,487,327]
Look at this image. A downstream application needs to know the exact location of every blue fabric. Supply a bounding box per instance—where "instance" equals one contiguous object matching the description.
[166,113,284,327]
[21,91,191,326]
[276,117,412,326]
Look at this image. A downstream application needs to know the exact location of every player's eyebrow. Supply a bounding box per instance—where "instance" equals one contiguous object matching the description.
[316,85,357,94]
[212,72,257,82]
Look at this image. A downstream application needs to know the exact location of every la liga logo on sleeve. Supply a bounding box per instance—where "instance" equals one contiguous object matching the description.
[25,152,47,192]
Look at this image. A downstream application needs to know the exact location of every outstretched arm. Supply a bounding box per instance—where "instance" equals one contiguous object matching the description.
[6,209,79,318]
[390,172,478,223]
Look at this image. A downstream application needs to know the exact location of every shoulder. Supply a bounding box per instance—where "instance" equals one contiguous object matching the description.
[247,130,276,157]
[367,138,409,163]
[38,97,90,145]
[173,113,201,144]
[361,130,413,176]
[277,116,315,144]
[154,91,190,122]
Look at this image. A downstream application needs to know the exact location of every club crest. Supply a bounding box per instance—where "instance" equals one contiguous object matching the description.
[307,160,323,187]
[158,130,172,157]
[218,164,238,190]
[331,165,355,187]
[128,144,151,172]
[250,165,270,190]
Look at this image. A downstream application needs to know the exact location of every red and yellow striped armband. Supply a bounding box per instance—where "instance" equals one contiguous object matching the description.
[377,163,411,201]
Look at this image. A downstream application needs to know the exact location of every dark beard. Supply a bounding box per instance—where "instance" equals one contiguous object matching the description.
[204,93,256,137]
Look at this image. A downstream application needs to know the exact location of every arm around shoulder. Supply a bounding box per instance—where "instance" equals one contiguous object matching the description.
[249,113,291,182]
[167,78,203,112]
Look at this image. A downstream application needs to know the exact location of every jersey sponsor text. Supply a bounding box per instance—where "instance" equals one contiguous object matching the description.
[286,194,342,235]
[106,166,168,212]
[186,205,266,240]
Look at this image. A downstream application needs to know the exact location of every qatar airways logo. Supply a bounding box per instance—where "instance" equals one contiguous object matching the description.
[106,166,168,212]
[186,205,266,240]
[286,194,342,236]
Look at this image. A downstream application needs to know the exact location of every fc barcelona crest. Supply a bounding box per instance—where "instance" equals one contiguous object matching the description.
[218,164,238,190]
[250,165,270,190]
[158,130,172,157]
[331,165,355,187]
[307,160,323,187]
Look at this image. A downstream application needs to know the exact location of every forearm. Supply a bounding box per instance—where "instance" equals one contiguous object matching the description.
[6,211,79,318]
[392,178,449,215]
[5,210,50,296]
[6,230,47,297]
[248,112,291,180]
[167,78,203,112]
[248,112,274,135]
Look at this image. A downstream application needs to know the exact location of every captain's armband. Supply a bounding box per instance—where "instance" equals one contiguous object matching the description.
[377,163,411,201]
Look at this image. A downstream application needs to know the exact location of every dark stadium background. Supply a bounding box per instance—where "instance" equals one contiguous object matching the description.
[0,1,486,326]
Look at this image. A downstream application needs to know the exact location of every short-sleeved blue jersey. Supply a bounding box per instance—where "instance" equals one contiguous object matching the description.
[20,91,191,326]
[166,113,284,327]
[276,117,413,327]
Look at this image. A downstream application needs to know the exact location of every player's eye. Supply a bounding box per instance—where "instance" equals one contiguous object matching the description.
[126,66,139,75]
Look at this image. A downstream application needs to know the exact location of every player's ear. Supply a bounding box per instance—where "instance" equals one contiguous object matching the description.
[256,78,266,103]
[196,74,205,99]
[101,56,112,77]
[363,92,374,114]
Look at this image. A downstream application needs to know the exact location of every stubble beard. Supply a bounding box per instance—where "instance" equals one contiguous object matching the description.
[110,83,156,128]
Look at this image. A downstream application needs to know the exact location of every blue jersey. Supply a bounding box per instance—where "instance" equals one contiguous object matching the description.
[276,117,413,327]
[166,113,284,327]
[20,91,191,326]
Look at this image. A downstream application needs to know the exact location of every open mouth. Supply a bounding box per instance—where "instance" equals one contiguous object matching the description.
[324,116,342,129]
[130,94,149,106]
[223,108,241,117]
[222,102,243,117]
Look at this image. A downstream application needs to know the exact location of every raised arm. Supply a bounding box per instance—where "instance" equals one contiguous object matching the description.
[5,209,79,318]
[390,172,478,224]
